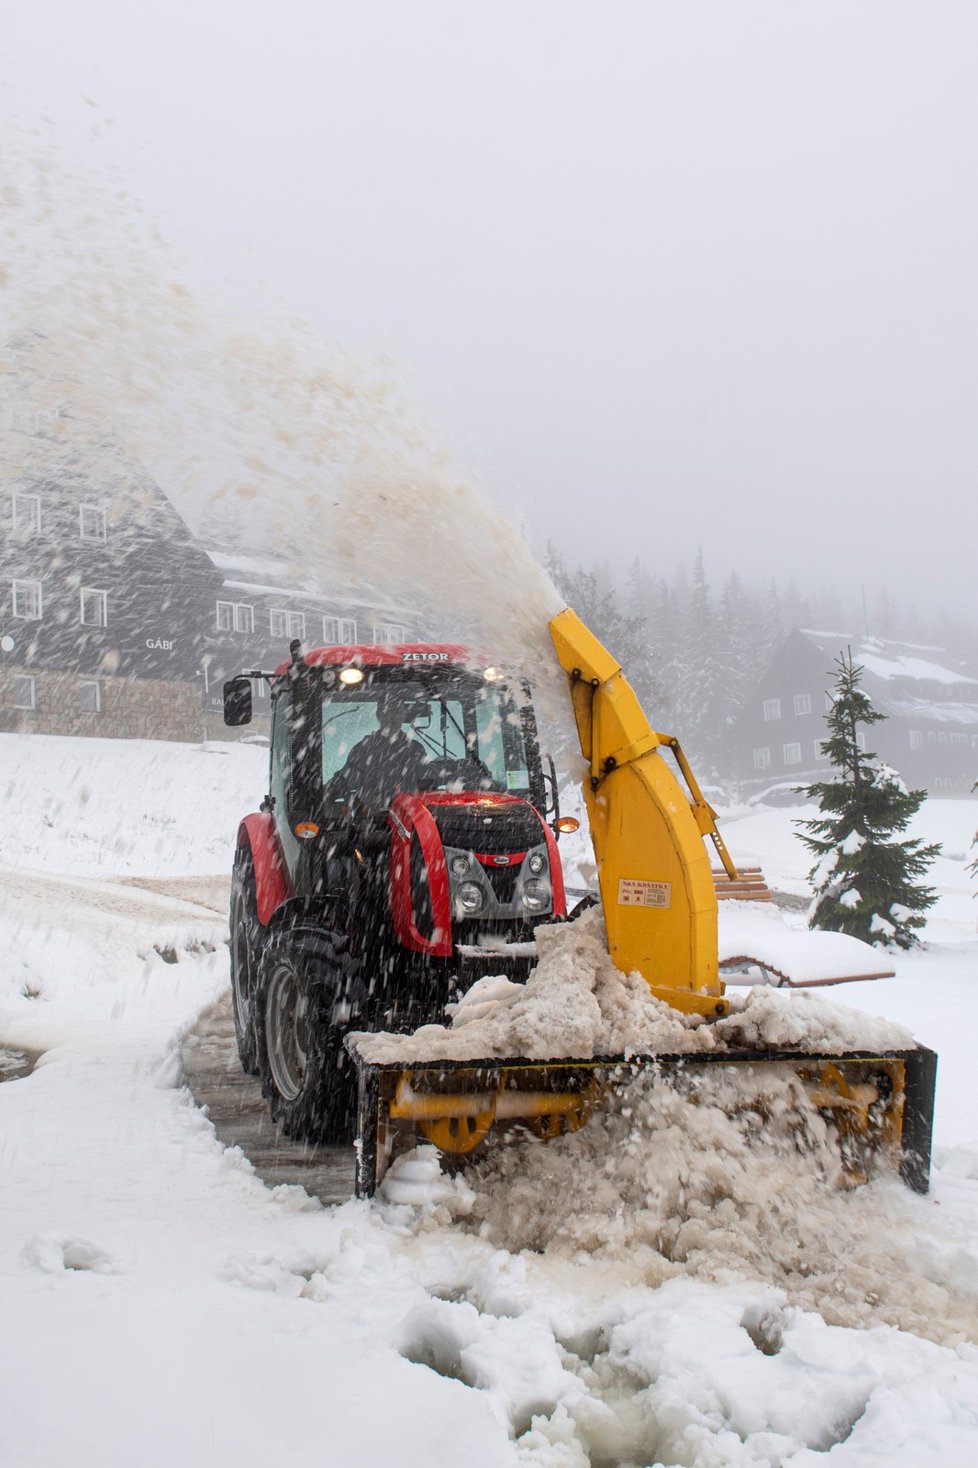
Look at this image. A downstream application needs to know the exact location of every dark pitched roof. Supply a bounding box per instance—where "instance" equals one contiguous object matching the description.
[795,629,978,719]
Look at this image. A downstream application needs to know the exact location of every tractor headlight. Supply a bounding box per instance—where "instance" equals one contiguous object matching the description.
[527,850,547,875]
[457,881,484,913]
[521,878,551,912]
[449,853,471,878]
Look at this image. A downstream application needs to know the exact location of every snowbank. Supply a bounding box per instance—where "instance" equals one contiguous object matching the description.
[0,733,266,877]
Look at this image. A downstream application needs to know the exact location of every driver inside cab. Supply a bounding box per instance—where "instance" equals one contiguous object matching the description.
[329,696,430,813]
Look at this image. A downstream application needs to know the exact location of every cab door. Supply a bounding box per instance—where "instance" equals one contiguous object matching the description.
[268,687,301,886]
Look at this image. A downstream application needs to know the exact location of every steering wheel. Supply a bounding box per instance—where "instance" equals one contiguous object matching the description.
[321,776,375,823]
[416,757,503,793]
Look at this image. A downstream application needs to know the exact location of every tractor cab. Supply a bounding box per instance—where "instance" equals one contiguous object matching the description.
[225,645,572,1017]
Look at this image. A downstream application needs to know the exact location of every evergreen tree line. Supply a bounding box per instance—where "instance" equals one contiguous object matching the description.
[544,543,978,776]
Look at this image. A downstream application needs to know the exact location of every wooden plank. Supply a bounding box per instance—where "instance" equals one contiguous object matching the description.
[711,864,773,901]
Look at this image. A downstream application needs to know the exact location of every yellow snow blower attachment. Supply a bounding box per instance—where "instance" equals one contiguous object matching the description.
[348,609,936,1198]
[549,606,736,1018]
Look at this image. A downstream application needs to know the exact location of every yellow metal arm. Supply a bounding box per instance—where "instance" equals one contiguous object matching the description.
[549,607,733,1017]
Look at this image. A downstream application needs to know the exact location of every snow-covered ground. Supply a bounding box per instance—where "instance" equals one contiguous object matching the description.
[1,732,977,1467]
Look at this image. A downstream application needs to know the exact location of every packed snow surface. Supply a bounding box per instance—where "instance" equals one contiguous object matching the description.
[2,735,978,1467]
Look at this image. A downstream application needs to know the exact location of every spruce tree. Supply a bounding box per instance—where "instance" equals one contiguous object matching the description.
[797,650,941,949]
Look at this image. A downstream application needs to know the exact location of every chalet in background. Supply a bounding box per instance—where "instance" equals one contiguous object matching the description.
[735,627,978,799]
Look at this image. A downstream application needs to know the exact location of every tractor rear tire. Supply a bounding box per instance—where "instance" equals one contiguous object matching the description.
[257,936,357,1144]
[229,849,262,1075]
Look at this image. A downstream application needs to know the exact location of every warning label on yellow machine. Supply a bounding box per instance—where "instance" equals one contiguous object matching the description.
[618,879,671,908]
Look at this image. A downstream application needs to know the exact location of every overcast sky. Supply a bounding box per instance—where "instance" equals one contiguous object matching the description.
[2,1,976,618]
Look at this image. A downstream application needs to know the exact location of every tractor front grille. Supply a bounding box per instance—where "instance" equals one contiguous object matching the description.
[431,801,541,856]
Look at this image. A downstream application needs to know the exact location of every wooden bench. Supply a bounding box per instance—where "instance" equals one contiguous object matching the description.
[711,865,773,902]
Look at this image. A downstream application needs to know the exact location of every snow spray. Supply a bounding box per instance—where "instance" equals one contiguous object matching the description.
[0,126,565,705]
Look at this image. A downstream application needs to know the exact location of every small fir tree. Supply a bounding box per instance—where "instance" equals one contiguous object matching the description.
[797,650,941,949]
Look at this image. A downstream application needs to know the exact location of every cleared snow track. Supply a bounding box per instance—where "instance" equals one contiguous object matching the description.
[181,993,355,1204]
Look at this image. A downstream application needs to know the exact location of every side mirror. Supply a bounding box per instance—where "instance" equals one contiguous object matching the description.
[543,753,559,817]
[223,676,253,727]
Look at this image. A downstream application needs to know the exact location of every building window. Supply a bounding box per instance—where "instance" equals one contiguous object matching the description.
[824,692,835,712]
[762,698,781,721]
[79,504,107,541]
[783,742,802,765]
[793,693,811,716]
[856,730,867,751]
[908,730,923,751]
[949,732,967,746]
[80,587,108,627]
[372,622,406,644]
[79,680,101,714]
[753,747,771,770]
[12,579,42,619]
[269,609,305,641]
[12,493,41,533]
[323,615,359,643]
[216,601,254,634]
[12,674,36,710]
[814,739,829,761]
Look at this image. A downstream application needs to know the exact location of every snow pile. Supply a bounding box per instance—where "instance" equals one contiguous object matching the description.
[379,1145,476,1214]
[455,1065,978,1347]
[712,984,912,1051]
[353,909,710,1064]
[352,907,913,1065]
[719,901,898,986]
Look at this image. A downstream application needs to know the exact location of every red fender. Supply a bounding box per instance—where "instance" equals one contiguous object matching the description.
[238,814,290,926]
[388,795,453,957]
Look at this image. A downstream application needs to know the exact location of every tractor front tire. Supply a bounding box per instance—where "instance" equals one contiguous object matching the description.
[229,849,262,1075]
[257,937,357,1144]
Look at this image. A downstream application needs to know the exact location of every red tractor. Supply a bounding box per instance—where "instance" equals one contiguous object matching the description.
[223,640,576,1143]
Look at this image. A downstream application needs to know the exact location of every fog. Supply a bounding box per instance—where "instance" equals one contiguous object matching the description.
[2,0,976,617]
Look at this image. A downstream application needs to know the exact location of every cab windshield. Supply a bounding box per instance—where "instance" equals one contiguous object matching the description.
[320,673,533,797]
